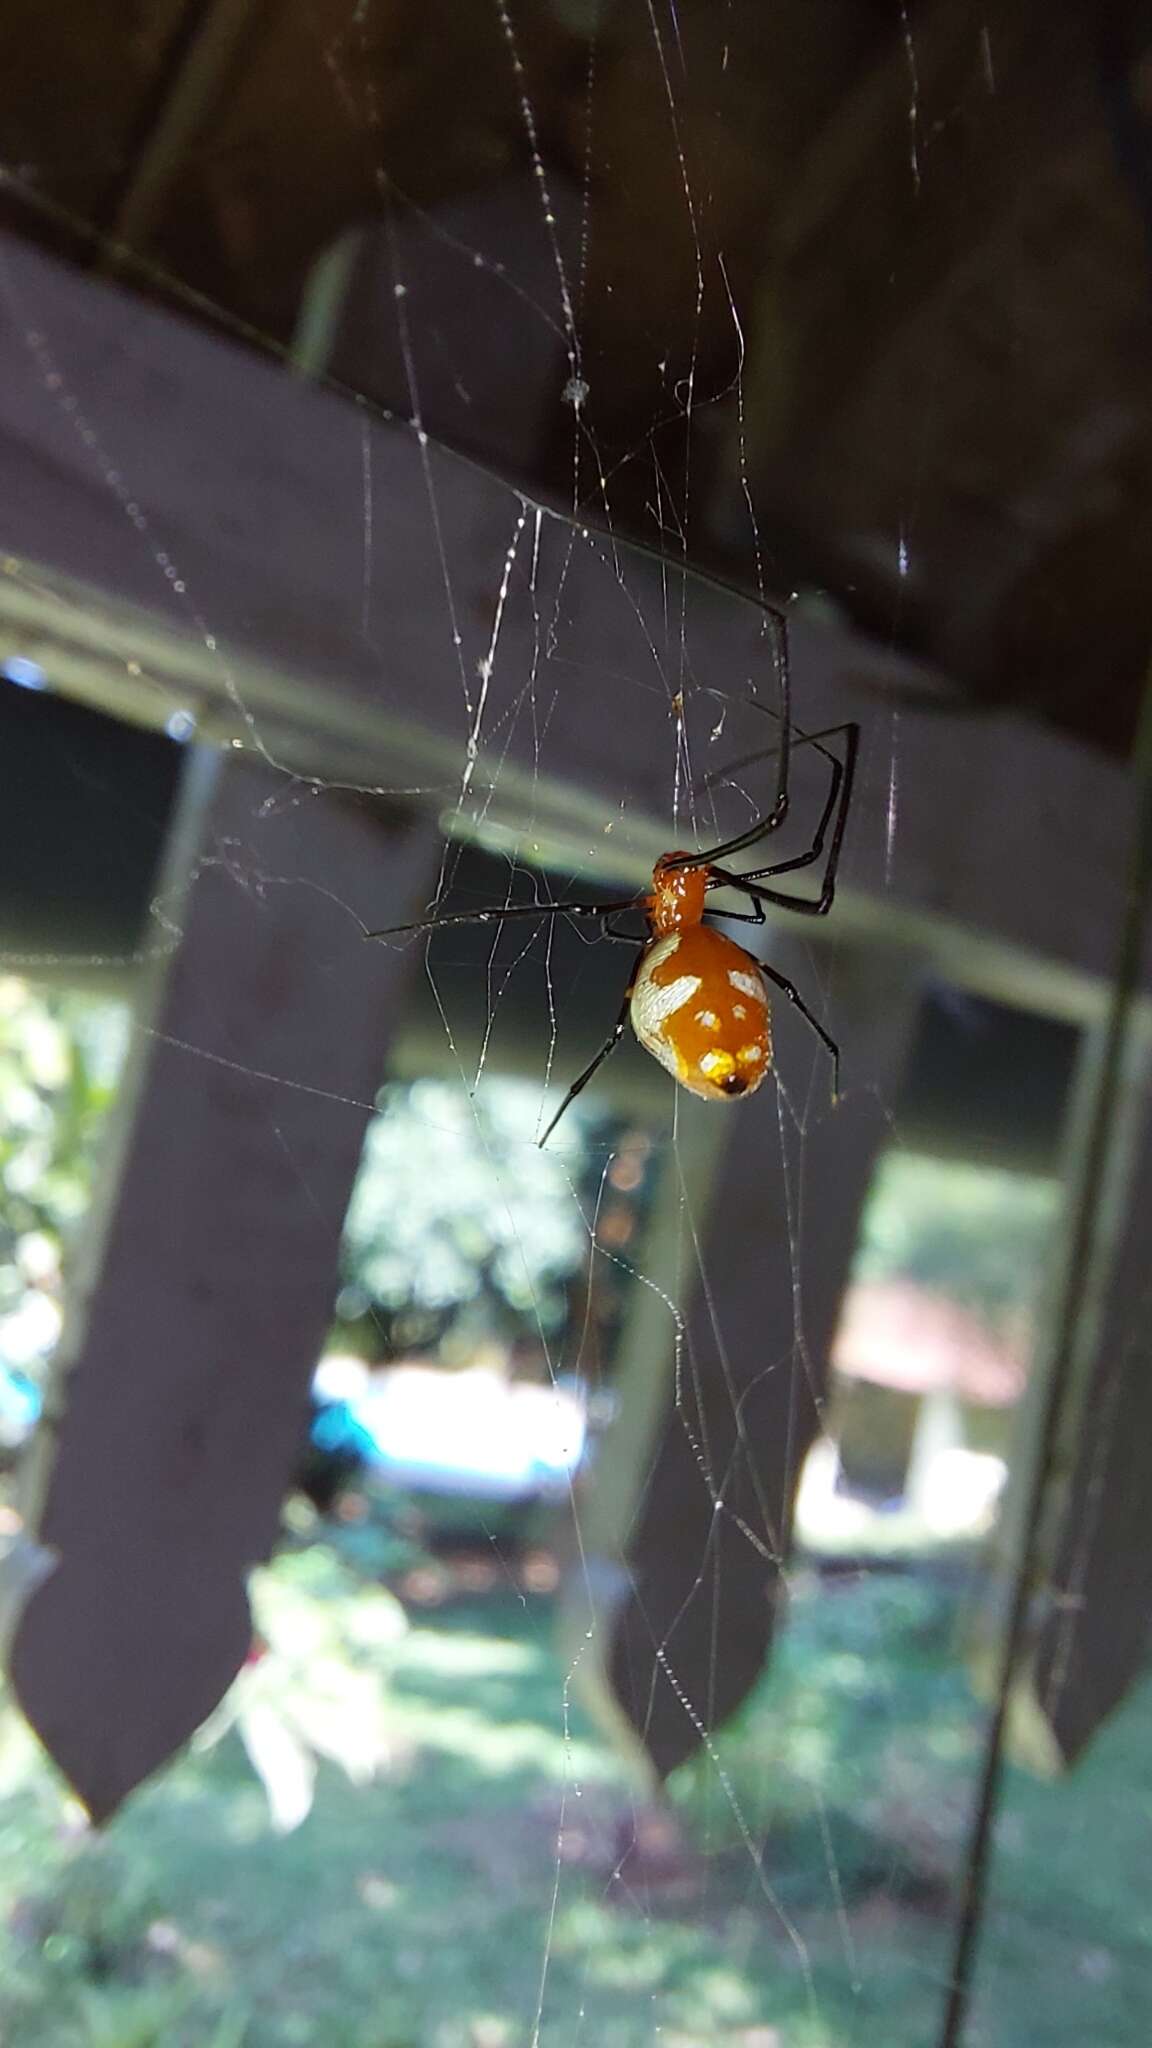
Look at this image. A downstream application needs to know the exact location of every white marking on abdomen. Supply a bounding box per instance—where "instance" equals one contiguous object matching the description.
[631,970,702,1038]
[728,967,766,1003]
[630,935,702,1078]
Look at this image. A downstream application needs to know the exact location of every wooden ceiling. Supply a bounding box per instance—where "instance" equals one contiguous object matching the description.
[3,0,1151,757]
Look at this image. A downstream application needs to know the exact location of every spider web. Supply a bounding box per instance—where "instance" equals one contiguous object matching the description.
[0,8,1147,2048]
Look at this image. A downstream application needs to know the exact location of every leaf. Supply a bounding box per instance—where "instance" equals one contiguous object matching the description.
[236,1701,317,1834]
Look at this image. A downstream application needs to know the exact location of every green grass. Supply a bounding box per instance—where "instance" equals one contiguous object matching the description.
[0,1549,1147,2047]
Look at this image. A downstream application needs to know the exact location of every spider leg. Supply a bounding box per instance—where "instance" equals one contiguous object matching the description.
[734,732,844,880]
[709,721,858,914]
[664,606,793,870]
[601,913,646,943]
[697,717,851,796]
[701,899,839,1096]
[759,961,841,1103]
[365,894,638,940]
[701,900,765,927]
[537,956,643,1147]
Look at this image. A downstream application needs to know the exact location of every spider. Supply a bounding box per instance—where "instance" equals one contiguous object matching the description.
[370,653,858,1147]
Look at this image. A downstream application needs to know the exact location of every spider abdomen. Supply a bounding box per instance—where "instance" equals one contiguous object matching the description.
[630,927,773,1102]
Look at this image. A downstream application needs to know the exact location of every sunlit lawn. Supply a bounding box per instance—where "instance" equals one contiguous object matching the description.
[0,1547,1147,2048]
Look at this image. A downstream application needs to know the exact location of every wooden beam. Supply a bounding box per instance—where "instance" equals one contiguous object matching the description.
[5,751,440,1818]
[0,233,1144,1030]
[745,0,1103,497]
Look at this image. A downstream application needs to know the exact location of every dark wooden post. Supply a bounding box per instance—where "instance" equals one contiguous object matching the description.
[1012,1031,1152,1766]
[563,940,924,1783]
[4,751,440,1819]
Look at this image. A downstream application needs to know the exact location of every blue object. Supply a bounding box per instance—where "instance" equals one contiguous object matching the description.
[3,656,48,692]
[0,1364,43,1448]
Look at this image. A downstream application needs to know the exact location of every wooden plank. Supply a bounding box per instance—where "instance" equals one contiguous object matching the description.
[0,233,1143,1025]
[1026,1039,1152,1764]
[564,940,924,1781]
[6,751,441,1818]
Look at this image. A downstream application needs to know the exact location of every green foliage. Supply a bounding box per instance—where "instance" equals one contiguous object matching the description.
[0,977,127,1328]
[340,1078,593,1344]
[282,1493,427,1583]
[84,1989,250,2048]
[0,1551,1149,2045]
[671,1569,978,1871]
[0,1829,251,2047]
[853,1149,1060,1330]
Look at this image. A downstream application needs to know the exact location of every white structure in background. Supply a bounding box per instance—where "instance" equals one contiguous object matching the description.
[797,1436,1007,1549]
[314,1355,587,1501]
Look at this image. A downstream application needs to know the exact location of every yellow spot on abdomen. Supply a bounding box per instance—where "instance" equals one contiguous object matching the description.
[631,926,773,1102]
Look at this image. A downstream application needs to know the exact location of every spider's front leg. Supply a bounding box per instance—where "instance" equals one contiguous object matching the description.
[536,956,644,1147]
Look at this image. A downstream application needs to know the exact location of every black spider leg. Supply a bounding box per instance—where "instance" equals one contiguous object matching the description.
[601,912,647,943]
[698,891,841,1099]
[364,894,639,940]
[536,951,645,1148]
[697,717,852,800]
[762,959,841,1102]
[711,719,859,912]
[663,602,793,871]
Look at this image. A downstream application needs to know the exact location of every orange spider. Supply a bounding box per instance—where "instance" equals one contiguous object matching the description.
[372,703,858,1146]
